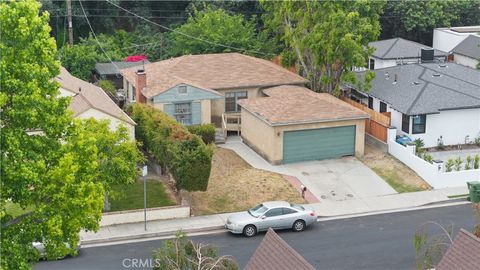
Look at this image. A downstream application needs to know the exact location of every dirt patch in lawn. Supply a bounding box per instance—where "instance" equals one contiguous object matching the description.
[187,148,306,216]
[361,143,431,193]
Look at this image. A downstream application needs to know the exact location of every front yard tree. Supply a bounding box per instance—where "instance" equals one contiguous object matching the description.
[260,0,384,95]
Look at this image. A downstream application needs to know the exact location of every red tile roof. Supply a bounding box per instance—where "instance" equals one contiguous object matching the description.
[437,229,480,270]
[245,228,315,270]
[239,85,369,126]
[121,53,308,98]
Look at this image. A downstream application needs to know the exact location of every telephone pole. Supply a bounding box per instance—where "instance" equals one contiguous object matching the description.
[66,0,73,46]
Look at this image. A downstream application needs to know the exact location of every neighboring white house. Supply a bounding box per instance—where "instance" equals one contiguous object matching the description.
[348,62,480,148]
[366,38,446,70]
[56,67,136,139]
[432,25,480,53]
[451,35,480,69]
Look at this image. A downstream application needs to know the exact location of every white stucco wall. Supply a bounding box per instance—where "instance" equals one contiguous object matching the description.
[433,29,470,52]
[453,54,479,69]
[76,108,135,140]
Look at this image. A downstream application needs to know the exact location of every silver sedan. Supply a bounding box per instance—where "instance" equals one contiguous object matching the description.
[225,201,317,237]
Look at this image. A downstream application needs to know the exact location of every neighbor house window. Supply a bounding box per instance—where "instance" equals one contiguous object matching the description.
[412,115,426,134]
[174,103,192,125]
[225,91,248,112]
[178,85,187,94]
[402,114,410,133]
[369,58,375,70]
[132,86,136,101]
[368,97,373,109]
[380,102,387,113]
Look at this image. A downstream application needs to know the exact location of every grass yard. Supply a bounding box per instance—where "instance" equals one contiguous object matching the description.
[362,144,431,193]
[108,180,177,212]
[188,148,306,216]
[5,201,33,217]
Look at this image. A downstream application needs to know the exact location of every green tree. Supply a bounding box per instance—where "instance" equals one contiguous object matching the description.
[380,0,480,45]
[153,231,238,270]
[171,6,274,57]
[0,2,142,268]
[261,0,384,95]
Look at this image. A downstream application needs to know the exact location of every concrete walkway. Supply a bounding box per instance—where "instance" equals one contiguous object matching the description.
[220,139,397,202]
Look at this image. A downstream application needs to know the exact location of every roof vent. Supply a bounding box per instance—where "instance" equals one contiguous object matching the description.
[421,48,435,63]
[412,81,421,85]
[432,73,442,77]
[385,72,390,80]
[439,64,447,68]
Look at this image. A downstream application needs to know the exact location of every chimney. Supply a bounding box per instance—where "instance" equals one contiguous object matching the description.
[135,68,146,103]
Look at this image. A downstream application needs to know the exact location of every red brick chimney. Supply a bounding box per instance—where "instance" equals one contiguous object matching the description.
[135,68,146,103]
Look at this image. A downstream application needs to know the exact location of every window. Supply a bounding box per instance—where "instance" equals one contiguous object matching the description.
[178,85,187,94]
[380,102,387,113]
[412,115,426,134]
[369,58,375,70]
[249,204,268,218]
[174,103,192,125]
[132,86,136,101]
[225,91,248,112]
[282,208,297,215]
[264,208,283,218]
[368,97,373,109]
[402,114,410,133]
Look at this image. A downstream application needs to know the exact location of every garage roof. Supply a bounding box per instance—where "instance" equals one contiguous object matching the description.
[239,86,368,126]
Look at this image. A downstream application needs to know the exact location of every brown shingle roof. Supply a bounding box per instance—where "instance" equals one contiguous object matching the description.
[239,85,369,126]
[245,228,315,270]
[436,229,480,270]
[121,53,308,98]
[57,67,135,125]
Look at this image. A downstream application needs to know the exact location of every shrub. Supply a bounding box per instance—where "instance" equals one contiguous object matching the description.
[98,79,116,94]
[474,154,480,169]
[128,104,213,192]
[423,153,433,164]
[414,138,424,153]
[445,159,454,172]
[187,124,215,144]
[465,155,472,170]
[475,136,480,146]
[437,136,445,150]
[453,157,462,171]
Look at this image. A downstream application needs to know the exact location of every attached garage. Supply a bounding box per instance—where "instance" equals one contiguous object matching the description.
[239,85,369,165]
[283,126,355,164]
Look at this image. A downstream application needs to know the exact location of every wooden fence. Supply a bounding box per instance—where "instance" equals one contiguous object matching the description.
[341,97,391,142]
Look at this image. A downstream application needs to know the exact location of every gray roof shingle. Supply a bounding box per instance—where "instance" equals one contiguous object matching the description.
[354,62,480,115]
[369,38,446,60]
[436,229,480,270]
[452,35,480,59]
[95,61,150,76]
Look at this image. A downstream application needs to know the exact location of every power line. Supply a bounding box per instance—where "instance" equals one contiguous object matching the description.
[105,0,274,57]
[78,0,119,69]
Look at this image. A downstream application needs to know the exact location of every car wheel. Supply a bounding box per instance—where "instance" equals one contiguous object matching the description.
[292,220,306,232]
[243,225,257,237]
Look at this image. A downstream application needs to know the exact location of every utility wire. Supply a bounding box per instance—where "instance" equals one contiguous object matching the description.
[105,0,274,57]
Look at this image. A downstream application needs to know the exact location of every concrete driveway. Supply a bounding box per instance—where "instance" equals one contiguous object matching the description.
[220,138,397,202]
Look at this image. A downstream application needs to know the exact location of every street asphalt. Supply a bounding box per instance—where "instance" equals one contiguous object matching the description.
[34,204,476,270]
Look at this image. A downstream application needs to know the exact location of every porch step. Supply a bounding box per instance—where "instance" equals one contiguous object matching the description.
[215,129,226,144]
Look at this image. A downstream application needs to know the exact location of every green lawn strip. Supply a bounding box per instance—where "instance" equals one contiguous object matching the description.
[447,194,469,199]
[371,167,424,193]
[108,180,176,212]
[5,201,34,217]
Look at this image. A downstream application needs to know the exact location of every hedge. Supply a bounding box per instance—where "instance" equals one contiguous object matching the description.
[128,104,213,191]
[186,124,216,144]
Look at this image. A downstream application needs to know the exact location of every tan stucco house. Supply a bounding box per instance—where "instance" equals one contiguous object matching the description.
[56,67,136,139]
[239,86,369,164]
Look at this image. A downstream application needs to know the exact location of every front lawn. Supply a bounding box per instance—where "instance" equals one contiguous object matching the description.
[107,180,177,212]
[188,148,306,216]
[5,201,33,217]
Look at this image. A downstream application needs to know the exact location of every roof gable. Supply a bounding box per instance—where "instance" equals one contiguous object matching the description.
[370,38,445,60]
[152,83,222,103]
[452,35,480,59]
[437,229,480,270]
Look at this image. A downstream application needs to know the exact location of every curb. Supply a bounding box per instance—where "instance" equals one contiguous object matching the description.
[81,225,225,246]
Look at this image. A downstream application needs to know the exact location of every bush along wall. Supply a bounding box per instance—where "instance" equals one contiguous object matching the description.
[186,124,215,144]
[128,104,213,191]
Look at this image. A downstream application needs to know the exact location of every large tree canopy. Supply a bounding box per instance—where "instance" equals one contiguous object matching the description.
[0,1,142,268]
[261,0,385,95]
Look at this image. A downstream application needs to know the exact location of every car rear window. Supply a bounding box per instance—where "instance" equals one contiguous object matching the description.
[290,204,304,211]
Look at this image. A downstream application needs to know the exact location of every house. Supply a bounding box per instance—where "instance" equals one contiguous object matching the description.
[94,61,149,89]
[348,62,480,148]
[239,85,368,164]
[451,35,480,69]
[367,38,446,70]
[433,25,480,53]
[56,67,136,139]
[120,53,308,127]
[436,229,480,270]
[244,228,315,270]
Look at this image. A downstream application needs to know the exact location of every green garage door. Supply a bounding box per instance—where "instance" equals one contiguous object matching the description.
[283,126,355,164]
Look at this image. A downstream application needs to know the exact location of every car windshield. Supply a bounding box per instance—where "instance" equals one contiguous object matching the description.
[248,204,268,217]
[290,204,305,211]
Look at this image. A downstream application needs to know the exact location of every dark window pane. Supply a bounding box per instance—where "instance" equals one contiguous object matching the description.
[402,114,410,133]
[265,208,283,217]
[282,208,297,215]
[380,102,387,113]
[412,115,426,134]
[368,97,373,109]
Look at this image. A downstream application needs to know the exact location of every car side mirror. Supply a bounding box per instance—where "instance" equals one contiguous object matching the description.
[260,215,266,219]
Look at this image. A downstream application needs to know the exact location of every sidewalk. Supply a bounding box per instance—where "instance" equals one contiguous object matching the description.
[81,187,468,245]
